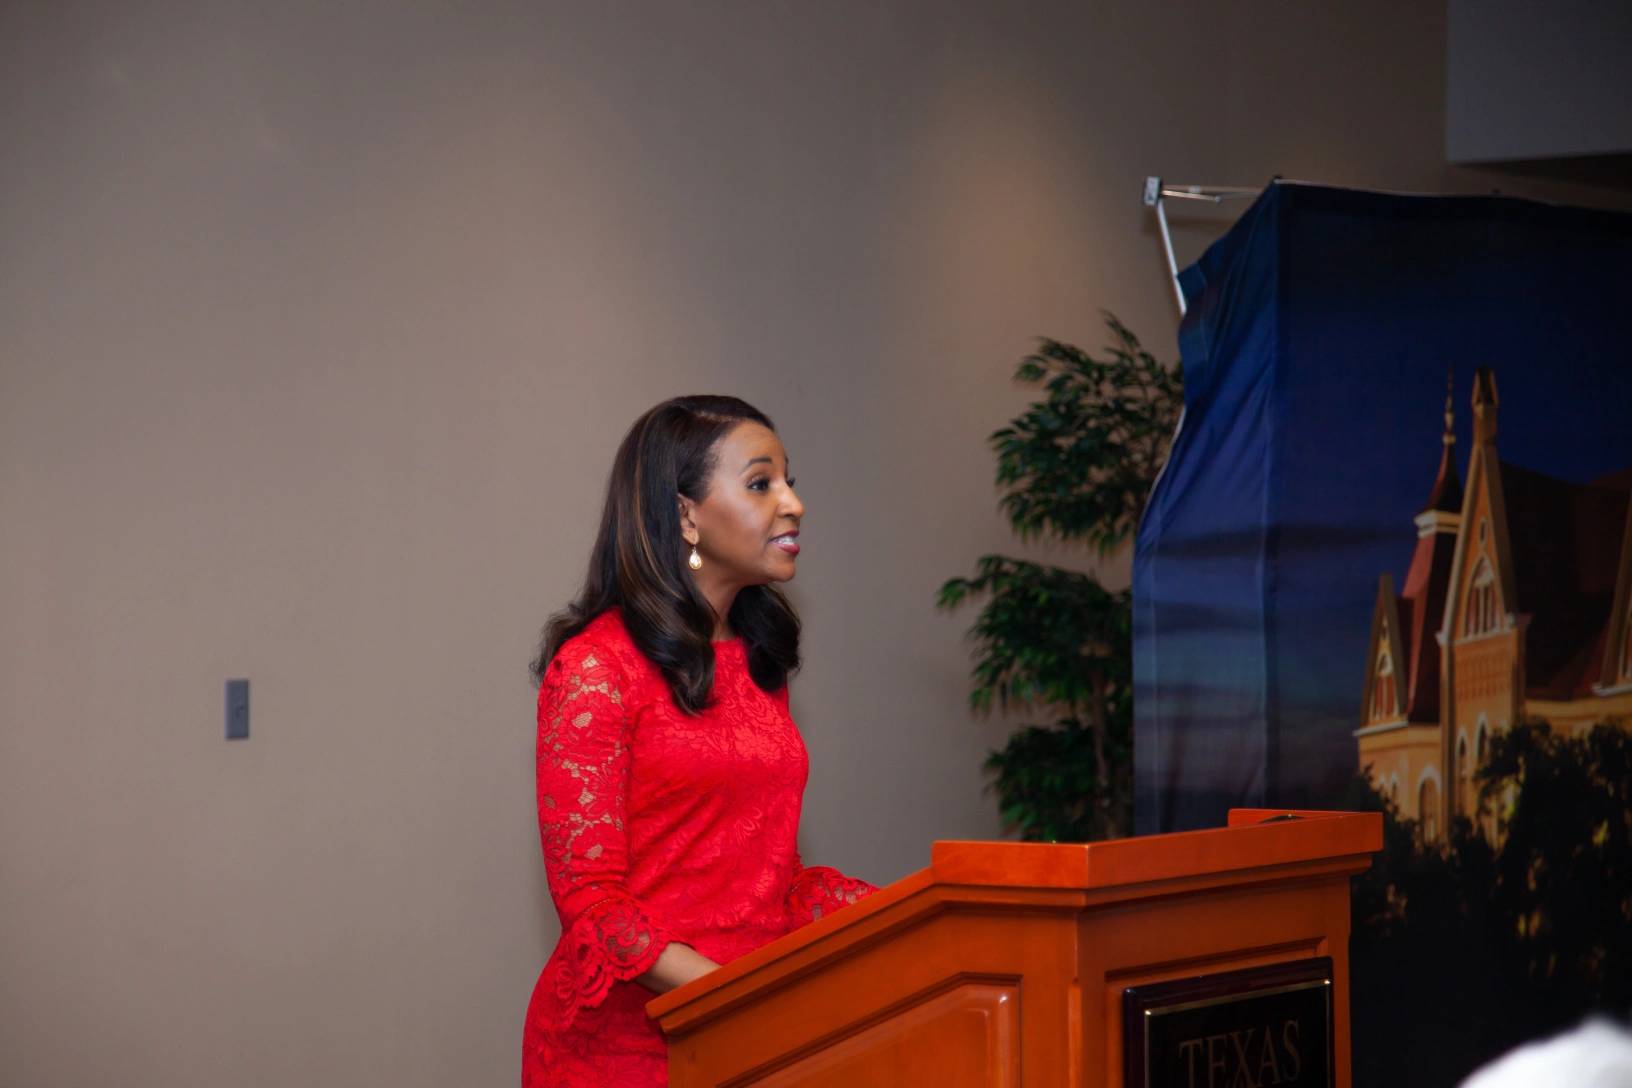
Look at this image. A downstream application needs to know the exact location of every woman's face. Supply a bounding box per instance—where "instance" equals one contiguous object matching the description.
[682,421,804,592]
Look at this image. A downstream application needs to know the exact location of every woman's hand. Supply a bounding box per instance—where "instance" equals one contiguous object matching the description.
[635,942,719,995]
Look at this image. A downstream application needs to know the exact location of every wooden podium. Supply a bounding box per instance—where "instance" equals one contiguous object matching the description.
[648,809,1381,1087]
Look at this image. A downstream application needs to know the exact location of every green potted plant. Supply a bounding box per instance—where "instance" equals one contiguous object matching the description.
[938,314,1182,842]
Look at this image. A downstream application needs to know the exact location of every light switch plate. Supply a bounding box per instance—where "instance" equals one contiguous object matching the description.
[226,679,249,740]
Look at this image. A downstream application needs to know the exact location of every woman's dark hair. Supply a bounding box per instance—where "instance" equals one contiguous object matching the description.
[530,395,801,711]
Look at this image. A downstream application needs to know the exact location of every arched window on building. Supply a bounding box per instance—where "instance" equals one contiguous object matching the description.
[1465,559,1498,636]
[1371,650,1396,721]
[1457,732,1470,779]
[1419,776,1440,842]
[1476,718,1489,765]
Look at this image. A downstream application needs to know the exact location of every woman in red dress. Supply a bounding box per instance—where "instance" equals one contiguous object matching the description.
[522,396,876,1086]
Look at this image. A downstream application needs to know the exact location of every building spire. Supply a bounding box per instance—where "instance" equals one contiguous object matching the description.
[1442,368,1455,447]
[1423,369,1462,516]
[1472,367,1499,445]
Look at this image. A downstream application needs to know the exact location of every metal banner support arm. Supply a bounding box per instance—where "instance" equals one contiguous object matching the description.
[1142,178,1261,317]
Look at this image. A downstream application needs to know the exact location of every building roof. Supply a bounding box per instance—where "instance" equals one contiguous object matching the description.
[1497,461,1630,698]
[1388,413,1465,723]
[1398,533,1458,720]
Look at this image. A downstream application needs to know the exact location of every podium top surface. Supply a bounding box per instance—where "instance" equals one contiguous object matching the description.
[931,808,1381,890]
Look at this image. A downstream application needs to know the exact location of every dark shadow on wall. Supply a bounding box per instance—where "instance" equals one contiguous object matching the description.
[1463,152,1632,199]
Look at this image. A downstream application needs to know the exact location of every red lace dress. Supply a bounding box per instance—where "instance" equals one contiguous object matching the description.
[522,610,876,1087]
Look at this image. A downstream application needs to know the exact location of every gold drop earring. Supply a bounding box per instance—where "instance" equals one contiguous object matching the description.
[688,544,703,571]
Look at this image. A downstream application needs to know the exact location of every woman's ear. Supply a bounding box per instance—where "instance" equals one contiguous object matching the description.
[677,495,700,546]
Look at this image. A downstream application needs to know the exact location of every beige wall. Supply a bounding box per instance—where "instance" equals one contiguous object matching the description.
[3,3,1628,1084]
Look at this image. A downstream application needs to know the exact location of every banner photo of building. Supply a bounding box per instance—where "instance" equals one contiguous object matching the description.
[1133,182,1632,834]
[1357,369,1632,840]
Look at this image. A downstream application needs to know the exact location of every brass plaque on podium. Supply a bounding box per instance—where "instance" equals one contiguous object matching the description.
[1122,957,1333,1088]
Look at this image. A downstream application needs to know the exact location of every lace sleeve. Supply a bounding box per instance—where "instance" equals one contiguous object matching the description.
[536,639,673,1028]
[785,858,878,927]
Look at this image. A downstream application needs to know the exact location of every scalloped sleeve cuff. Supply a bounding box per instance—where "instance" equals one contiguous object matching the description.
[543,894,675,1031]
[785,865,878,927]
